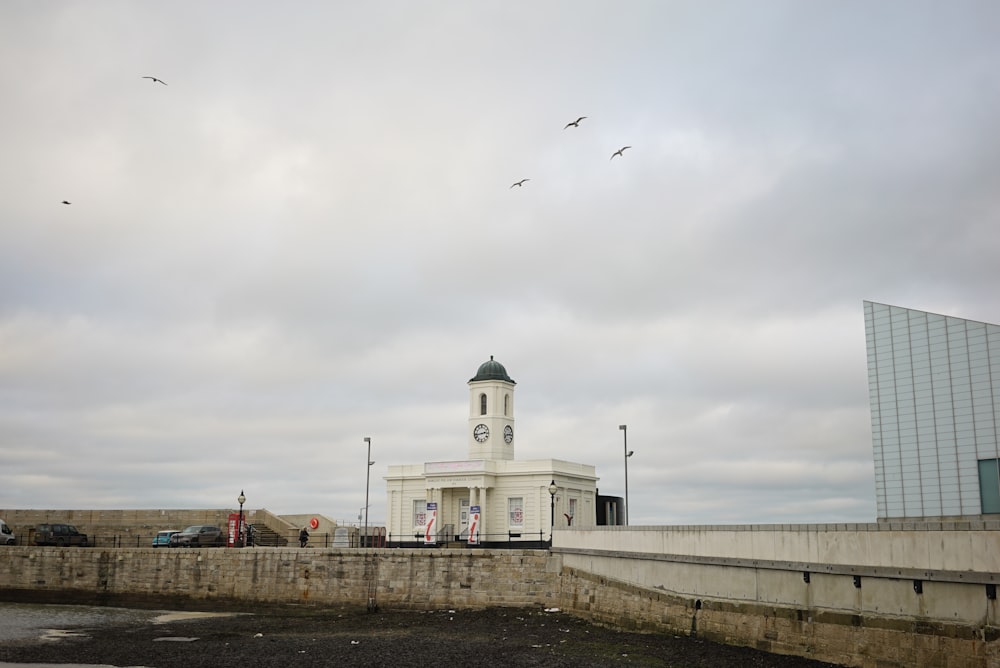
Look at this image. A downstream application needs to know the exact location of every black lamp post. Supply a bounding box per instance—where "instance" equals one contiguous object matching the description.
[548,480,557,546]
[364,437,374,549]
[619,425,632,526]
[237,490,246,547]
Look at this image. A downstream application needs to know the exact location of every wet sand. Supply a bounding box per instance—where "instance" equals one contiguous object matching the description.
[0,603,844,667]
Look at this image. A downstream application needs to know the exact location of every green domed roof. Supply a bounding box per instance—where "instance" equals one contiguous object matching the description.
[469,356,515,384]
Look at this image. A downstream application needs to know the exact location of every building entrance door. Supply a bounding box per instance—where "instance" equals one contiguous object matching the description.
[459,498,470,536]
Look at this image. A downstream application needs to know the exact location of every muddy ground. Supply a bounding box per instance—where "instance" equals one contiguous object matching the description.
[0,605,844,667]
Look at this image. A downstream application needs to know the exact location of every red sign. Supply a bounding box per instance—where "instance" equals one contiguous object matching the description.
[309,517,319,530]
[227,513,241,547]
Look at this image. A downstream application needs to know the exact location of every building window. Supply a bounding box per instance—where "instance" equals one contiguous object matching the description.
[508,497,524,528]
[979,459,1000,514]
[504,394,510,416]
[568,498,577,522]
[480,393,487,415]
[413,500,427,528]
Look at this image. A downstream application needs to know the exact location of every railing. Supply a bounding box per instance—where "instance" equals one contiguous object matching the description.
[10,529,551,550]
[388,530,549,548]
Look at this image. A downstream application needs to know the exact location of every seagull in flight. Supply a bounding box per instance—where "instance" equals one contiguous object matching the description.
[563,116,587,129]
[610,146,631,160]
[510,179,530,188]
[142,76,168,85]
[61,200,71,205]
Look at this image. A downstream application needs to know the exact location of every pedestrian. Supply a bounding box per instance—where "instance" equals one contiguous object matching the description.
[299,526,309,548]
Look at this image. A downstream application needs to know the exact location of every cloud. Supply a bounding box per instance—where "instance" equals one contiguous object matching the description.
[1,2,998,527]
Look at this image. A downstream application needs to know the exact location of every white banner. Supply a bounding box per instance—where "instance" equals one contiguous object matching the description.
[468,505,481,545]
[423,502,438,544]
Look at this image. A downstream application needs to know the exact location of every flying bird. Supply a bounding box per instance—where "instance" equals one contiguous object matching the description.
[563,116,587,129]
[61,201,71,205]
[510,179,530,188]
[610,146,631,160]
[142,76,167,85]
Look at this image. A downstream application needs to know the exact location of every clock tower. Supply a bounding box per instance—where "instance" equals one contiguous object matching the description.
[468,356,516,460]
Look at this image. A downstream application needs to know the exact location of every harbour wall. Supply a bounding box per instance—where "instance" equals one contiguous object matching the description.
[0,521,998,667]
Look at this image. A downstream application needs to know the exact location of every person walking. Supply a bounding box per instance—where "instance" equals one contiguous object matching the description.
[299,526,309,548]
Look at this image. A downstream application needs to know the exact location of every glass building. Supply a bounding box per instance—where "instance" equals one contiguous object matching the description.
[865,301,1000,521]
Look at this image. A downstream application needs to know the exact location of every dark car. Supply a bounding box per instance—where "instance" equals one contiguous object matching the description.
[34,523,89,547]
[169,525,225,548]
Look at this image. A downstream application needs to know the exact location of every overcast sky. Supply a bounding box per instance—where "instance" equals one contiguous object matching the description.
[2,2,999,527]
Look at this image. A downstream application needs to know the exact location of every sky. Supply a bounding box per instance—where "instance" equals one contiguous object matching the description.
[2,1,999,527]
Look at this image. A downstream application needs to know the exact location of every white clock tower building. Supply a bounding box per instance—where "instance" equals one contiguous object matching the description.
[384,356,598,547]
[467,356,515,460]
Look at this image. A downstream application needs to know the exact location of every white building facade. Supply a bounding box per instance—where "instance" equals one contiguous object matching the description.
[384,357,598,547]
[865,301,1000,521]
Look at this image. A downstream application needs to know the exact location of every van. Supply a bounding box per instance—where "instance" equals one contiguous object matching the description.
[0,519,14,545]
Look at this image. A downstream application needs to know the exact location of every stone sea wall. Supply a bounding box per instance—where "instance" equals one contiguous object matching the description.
[0,546,997,667]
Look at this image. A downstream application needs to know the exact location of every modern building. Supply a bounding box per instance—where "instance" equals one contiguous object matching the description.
[864,300,1000,521]
[384,357,598,547]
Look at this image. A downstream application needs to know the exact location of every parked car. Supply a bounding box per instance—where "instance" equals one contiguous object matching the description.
[169,525,225,548]
[0,519,15,545]
[152,529,181,548]
[34,523,88,547]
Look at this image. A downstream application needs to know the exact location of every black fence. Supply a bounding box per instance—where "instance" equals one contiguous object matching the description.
[385,530,549,549]
[4,530,552,550]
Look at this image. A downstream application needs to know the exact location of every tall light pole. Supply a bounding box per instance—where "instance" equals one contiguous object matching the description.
[363,437,373,549]
[619,425,632,525]
[548,480,557,546]
[237,490,246,547]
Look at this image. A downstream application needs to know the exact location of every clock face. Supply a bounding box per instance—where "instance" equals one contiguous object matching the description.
[473,424,490,443]
[504,425,513,444]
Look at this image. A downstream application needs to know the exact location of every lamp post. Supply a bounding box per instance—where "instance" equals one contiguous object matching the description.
[619,425,632,525]
[237,490,246,547]
[548,480,557,546]
[363,437,374,549]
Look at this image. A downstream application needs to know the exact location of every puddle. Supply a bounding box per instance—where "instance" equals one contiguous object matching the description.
[40,629,89,641]
[152,611,237,624]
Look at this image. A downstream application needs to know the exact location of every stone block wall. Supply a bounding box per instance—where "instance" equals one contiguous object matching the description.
[1,545,998,666]
[0,509,235,545]
[0,546,556,611]
[551,568,1000,668]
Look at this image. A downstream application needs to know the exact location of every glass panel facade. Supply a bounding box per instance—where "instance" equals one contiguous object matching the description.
[865,301,1000,520]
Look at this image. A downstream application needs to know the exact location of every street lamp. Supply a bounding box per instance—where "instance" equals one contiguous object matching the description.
[548,479,557,546]
[237,490,246,547]
[619,425,631,526]
[363,437,374,549]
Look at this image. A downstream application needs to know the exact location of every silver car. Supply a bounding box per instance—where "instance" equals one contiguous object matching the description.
[168,525,225,548]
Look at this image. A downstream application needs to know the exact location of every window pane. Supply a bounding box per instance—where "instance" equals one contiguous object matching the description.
[979,460,1000,514]
[413,500,427,527]
[508,497,524,527]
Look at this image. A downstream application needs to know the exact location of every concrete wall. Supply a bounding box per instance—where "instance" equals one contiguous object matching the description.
[553,523,1000,667]
[554,521,1000,573]
[1,522,999,666]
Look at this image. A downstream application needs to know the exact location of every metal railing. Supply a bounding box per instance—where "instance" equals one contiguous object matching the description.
[387,529,549,548]
[6,529,551,550]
